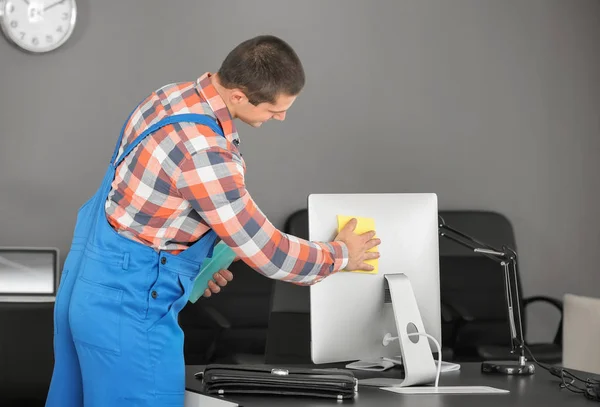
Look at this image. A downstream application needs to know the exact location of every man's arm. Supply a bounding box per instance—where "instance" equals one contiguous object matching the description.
[176,145,348,285]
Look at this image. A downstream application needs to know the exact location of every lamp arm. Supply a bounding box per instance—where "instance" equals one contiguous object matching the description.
[438,227,505,264]
[438,217,501,253]
[438,217,526,361]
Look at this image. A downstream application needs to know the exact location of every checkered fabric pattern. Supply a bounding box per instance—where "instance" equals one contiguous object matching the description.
[105,73,348,284]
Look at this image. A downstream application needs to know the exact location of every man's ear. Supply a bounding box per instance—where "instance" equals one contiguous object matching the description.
[230,89,249,106]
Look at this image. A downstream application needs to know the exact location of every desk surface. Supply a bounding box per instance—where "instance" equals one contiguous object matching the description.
[186,363,596,406]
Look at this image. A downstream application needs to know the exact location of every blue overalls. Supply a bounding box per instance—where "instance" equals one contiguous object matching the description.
[45,113,224,407]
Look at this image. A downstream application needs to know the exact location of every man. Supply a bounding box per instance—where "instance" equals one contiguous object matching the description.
[45,35,380,407]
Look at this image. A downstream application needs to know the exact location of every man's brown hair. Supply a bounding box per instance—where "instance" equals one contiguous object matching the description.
[218,35,305,105]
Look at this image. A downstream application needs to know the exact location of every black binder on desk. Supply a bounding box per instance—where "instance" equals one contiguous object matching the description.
[195,364,358,400]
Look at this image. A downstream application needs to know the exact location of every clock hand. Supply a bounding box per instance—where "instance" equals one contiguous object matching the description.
[22,0,30,5]
[43,0,65,12]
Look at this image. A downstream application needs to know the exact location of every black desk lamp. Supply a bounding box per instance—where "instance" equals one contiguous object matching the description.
[438,215,535,376]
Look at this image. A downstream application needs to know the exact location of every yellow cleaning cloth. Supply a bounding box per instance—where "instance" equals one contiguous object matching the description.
[337,215,378,274]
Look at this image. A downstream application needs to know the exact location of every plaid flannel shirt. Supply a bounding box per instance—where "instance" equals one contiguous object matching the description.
[105,73,348,285]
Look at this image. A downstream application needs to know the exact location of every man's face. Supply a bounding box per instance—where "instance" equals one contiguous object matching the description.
[234,93,297,128]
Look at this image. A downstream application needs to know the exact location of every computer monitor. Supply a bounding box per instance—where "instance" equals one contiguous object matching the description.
[0,247,59,301]
[308,193,441,364]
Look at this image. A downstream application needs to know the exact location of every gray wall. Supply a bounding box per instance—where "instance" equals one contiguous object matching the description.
[1,0,599,342]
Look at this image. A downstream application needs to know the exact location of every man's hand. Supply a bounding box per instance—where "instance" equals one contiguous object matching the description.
[334,218,381,271]
[203,269,234,298]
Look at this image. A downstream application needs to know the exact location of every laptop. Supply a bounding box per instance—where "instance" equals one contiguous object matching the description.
[0,247,59,302]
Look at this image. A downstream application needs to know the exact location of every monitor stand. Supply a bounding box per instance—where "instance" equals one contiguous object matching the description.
[358,273,438,388]
[356,274,511,395]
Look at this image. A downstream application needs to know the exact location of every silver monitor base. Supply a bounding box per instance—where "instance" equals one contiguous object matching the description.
[382,273,438,387]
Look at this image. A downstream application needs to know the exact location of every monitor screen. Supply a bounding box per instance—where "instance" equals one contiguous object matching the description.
[0,249,57,295]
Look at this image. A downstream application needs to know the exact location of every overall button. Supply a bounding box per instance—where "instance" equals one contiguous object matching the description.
[151,290,158,299]
[161,257,167,265]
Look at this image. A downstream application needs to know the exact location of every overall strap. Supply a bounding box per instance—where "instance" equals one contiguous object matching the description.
[113,113,225,167]
[110,104,139,165]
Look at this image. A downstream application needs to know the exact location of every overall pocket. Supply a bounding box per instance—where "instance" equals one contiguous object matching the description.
[69,275,123,354]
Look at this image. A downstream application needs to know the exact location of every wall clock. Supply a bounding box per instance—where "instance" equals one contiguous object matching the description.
[0,0,76,53]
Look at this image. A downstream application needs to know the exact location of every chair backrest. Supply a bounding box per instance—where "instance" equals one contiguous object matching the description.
[563,293,600,374]
[438,210,526,354]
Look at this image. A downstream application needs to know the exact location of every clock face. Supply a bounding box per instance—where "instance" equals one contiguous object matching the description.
[0,0,76,53]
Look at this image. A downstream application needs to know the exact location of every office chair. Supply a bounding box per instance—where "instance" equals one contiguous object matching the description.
[438,210,563,364]
[0,301,55,406]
